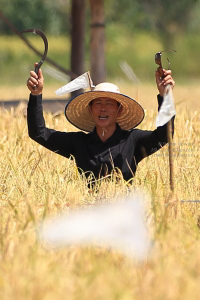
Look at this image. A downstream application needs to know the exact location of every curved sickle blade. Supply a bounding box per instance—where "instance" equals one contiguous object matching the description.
[20,28,48,74]
[155,49,176,79]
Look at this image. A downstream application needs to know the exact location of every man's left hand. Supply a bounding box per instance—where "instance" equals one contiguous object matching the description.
[156,69,175,97]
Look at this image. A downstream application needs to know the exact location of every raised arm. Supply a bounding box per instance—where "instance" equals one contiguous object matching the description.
[27,65,76,157]
[134,69,175,163]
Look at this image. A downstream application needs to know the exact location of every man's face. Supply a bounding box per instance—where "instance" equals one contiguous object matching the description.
[89,97,122,129]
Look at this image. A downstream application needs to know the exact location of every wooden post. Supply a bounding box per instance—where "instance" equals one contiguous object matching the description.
[167,120,174,193]
[71,0,85,97]
[89,0,106,85]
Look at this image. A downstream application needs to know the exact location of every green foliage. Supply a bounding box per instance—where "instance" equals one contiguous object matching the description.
[0,0,71,35]
[139,0,197,47]
[1,1,200,83]
[0,0,200,43]
[107,0,197,48]
[106,0,155,31]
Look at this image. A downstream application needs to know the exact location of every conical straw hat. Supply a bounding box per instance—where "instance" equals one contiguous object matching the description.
[65,82,144,132]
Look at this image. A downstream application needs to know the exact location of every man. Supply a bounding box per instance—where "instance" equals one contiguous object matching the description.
[27,66,175,181]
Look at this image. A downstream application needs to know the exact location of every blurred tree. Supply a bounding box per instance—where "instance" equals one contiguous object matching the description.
[0,0,71,35]
[0,0,199,45]
[0,0,48,33]
[108,0,197,48]
[89,0,106,84]
[71,0,85,96]
[106,0,154,31]
[140,0,197,48]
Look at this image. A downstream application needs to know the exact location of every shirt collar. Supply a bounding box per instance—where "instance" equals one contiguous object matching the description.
[89,123,124,143]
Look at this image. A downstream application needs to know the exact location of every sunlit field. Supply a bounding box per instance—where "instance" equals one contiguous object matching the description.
[0,81,199,300]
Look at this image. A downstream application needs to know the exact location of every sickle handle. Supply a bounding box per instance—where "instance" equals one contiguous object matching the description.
[35,60,44,74]
[157,65,164,79]
[155,52,164,78]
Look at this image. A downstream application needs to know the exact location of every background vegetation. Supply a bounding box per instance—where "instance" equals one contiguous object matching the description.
[1,0,200,89]
[1,29,200,89]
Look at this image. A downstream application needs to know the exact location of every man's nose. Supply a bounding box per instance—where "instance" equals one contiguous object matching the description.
[100,105,106,111]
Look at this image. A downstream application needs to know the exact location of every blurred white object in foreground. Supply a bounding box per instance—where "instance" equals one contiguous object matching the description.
[156,84,176,127]
[39,193,151,260]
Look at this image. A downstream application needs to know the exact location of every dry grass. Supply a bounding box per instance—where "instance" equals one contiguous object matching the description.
[0,84,199,300]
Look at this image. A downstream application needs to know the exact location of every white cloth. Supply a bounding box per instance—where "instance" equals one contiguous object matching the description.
[55,72,94,96]
[156,84,176,127]
[39,192,151,260]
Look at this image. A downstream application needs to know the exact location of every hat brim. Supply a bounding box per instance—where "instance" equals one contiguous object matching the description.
[65,91,145,132]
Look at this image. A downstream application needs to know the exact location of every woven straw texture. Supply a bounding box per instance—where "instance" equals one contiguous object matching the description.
[65,91,144,132]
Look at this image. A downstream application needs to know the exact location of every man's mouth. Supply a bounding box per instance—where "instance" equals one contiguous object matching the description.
[99,116,108,120]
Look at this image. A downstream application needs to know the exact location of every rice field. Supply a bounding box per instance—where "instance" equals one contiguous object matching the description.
[0,83,199,300]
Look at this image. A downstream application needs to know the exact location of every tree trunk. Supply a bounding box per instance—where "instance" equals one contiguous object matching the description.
[89,0,106,85]
[71,0,85,97]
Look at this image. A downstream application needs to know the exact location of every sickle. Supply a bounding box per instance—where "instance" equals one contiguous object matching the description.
[155,49,176,79]
[20,28,48,74]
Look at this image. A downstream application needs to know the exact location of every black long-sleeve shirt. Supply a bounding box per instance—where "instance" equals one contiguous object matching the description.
[27,94,174,181]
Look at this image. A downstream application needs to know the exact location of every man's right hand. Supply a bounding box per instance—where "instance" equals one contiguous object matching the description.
[27,63,44,95]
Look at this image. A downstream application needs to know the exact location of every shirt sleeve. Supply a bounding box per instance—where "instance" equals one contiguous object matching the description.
[27,94,77,157]
[134,94,175,164]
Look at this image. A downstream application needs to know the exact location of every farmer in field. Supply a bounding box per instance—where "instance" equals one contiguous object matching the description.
[27,66,175,182]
